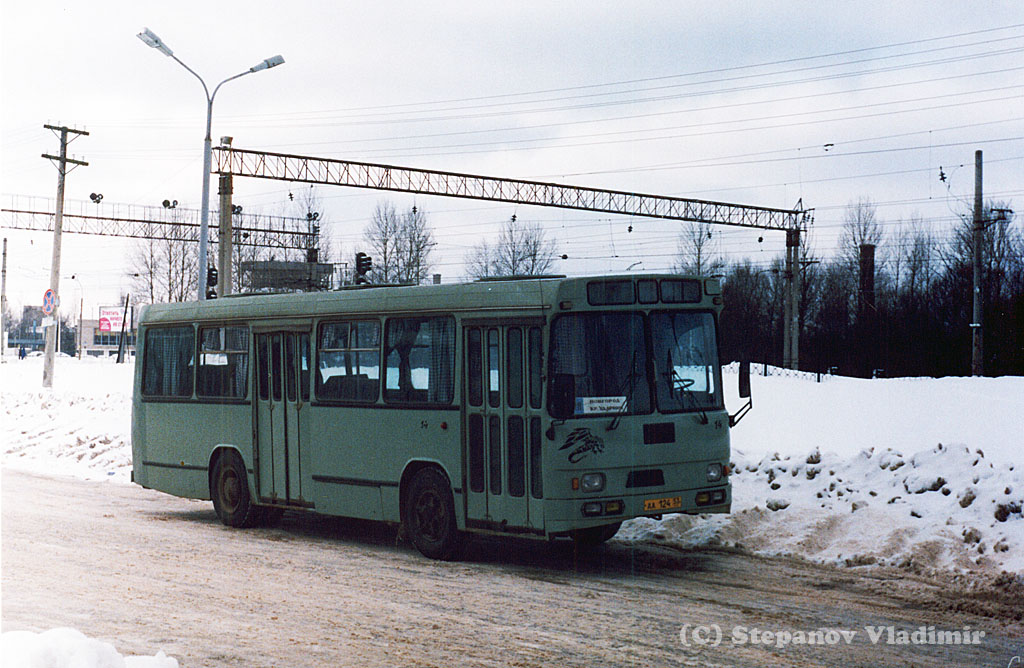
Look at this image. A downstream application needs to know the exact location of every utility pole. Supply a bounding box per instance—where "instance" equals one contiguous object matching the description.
[971,150,984,376]
[42,124,89,388]
[1,238,8,361]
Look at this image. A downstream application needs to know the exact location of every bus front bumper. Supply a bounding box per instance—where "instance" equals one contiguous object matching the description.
[543,483,731,536]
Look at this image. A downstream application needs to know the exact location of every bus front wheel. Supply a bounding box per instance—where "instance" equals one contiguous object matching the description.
[404,467,462,560]
[211,450,259,528]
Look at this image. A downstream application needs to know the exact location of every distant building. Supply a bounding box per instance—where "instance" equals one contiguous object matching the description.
[79,314,137,358]
[10,306,46,352]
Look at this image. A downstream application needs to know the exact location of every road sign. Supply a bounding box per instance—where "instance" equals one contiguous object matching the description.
[42,289,57,315]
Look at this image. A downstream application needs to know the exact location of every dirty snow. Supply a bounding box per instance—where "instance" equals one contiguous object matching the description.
[2,356,1022,577]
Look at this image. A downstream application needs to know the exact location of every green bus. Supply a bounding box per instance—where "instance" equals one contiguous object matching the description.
[131,274,750,559]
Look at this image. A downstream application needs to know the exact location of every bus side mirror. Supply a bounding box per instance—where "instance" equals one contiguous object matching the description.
[730,361,752,427]
[550,373,576,419]
[738,360,751,398]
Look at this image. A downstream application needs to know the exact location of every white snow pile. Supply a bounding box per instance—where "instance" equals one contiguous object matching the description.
[0,628,178,668]
[2,357,1022,577]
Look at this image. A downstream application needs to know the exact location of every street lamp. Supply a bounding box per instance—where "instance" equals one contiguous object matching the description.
[137,27,284,301]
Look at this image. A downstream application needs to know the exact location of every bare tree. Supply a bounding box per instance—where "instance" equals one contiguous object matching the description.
[673,220,724,276]
[129,222,160,305]
[465,239,495,279]
[894,214,935,301]
[839,197,884,272]
[466,216,556,278]
[127,216,197,305]
[363,201,435,284]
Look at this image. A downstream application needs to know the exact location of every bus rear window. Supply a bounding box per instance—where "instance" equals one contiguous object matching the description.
[142,326,194,398]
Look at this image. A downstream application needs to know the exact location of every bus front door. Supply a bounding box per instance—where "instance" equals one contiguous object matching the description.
[464,324,544,531]
[255,332,310,505]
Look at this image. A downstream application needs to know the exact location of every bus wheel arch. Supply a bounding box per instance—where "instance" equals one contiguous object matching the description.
[400,462,462,560]
[209,447,261,528]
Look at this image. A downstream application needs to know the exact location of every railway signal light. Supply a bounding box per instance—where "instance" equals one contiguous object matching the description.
[355,252,372,284]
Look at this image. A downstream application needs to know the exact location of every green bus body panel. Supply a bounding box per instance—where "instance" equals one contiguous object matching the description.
[131,275,732,539]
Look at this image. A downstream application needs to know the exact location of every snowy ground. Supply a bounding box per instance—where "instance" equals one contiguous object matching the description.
[2,356,1023,580]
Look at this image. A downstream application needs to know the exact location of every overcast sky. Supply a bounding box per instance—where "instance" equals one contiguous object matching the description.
[2,1,1022,315]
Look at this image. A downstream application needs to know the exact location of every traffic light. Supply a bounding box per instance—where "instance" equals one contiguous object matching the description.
[355,252,372,284]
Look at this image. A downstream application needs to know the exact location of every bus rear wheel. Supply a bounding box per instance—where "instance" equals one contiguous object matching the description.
[572,522,622,547]
[405,467,462,560]
[211,450,260,528]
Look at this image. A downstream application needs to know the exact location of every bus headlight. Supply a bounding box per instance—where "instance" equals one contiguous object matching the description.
[706,463,723,482]
[580,472,605,492]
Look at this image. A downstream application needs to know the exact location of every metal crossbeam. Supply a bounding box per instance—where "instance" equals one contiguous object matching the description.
[214,148,807,231]
[1,196,314,249]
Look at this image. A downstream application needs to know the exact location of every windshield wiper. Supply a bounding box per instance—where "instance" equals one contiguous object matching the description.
[665,350,708,424]
[607,349,639,431]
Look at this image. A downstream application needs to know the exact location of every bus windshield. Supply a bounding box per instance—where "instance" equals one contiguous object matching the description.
[549,310,721,418]
[549,313,650,418]
[651,311,721,412]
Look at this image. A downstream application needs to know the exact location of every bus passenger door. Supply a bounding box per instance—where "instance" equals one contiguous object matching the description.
[255,331,310,504]
[464,325,542,530]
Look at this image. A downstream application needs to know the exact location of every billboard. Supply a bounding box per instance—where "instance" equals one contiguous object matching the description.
[98,307,124,333]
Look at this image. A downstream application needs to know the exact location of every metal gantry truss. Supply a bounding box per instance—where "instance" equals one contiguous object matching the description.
[1,195,315,250]
[212,146,812,369]
[213,148,808,231]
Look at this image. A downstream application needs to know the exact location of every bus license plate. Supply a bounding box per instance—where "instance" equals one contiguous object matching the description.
[643,496,682,512]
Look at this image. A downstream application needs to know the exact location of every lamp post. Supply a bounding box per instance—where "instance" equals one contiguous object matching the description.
[65,274,84,359]
[137,28,283,301]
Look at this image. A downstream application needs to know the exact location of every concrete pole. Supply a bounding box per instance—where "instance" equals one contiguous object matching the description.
[218,173,233,297]
[971,150,984,376]
[1,238,7,361]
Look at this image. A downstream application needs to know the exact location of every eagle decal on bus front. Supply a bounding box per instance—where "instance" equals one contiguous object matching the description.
[560,428,605,463]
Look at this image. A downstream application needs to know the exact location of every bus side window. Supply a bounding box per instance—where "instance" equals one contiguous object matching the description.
[467,328,483,407]
[528,327,542,410]
[318,320,380,403]
[271,335,283,402]
[506,328,523,409]
[384,316,454,404]
[486,328,500,408]
[197,326,249,400]
[257,335,269,400]
[298,333,310,402]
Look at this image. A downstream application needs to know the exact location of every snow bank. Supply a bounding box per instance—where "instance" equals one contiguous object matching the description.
[1,357,133,483]
[619,442,1023,575]
[2,357,1022,575]
[0,628,178,668]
